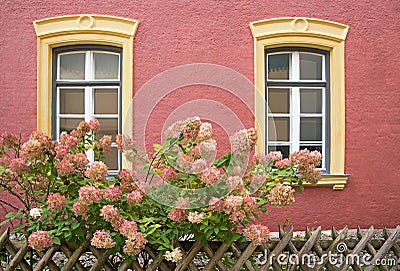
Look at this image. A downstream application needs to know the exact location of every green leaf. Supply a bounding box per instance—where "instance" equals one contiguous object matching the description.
[53,237,61,245]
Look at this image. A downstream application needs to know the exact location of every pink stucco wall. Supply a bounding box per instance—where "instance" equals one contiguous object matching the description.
[1,0,399,230]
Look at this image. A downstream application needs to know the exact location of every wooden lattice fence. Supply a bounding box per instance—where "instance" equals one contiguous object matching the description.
[1,226,399,271]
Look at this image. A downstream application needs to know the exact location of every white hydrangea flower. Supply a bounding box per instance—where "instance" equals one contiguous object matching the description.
[29,208,42,219]
[164,247,183,262]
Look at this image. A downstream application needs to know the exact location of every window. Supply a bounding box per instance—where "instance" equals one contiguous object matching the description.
[266,48,329,170]
[250,17,349,190]
[34,14,139,170]
[53,46,121,172]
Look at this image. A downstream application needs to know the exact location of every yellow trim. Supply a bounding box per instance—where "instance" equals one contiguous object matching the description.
[33,14,138,139]
[250,17,349,190]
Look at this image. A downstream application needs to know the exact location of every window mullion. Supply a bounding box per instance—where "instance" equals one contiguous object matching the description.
[292,87,300,152]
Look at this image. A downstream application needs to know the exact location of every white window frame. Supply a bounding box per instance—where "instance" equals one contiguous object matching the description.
[55,48,121,174]
[266,51,327,170]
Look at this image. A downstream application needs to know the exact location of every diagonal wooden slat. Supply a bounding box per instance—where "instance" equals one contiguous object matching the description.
[314,226,348,271]
[60,243,86,271]
[60,240,89,271]
[231,241,257,271]
[175,240,202,271]
[202,243,229,271]
[144,246,172,271]
[339,226,374,271]
[88,245,115,271]
[89,250,112,271]
[5,241,30,271]
[287,226,321,271]
[33,245,59,271]
[357,227,389,271]
[383,227,400,258]
[259,226,293,271]
[0,229,10,249]
[365,225,400,271]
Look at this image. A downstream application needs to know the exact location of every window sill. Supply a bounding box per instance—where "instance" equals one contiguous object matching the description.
[303,174,350,190]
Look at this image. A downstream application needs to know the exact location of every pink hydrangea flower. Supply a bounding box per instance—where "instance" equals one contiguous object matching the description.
[116,134,123,151]
[126,190,143,205]
[89,118,100,132]
[290,149,322,184]
[59,131,79,150]
[100,205,124,230]
[208,197,225,212]
[119,169,136,192]
[229,210,246,223]
[175,198,190,209]
[266,151,283,163]
[242,196,257,212]
[9,158,29,174]
[91,230,116,249]
[169,208,188,222]
[181,116,201,142]
[28,230,54,251]
[21,131,55,160]
[243,224,270,245]
[268,183,295,206]
[196,122,212,141]
[55,155,75,177]
[97,135,112,152]
[275,158,291,169]
[0,131,18,147]
[85,161,108,182]
[47,193,66,211]
[123,231,148,256]
[103,186,122,202]
[224,195,243,213]
[161,167,179,182]
[78,185,101,204]
[187,211,204,223]
[72,201,89,219]
[119,220,138,237]
[200,166,221,185]
[164,120,183,139]
[230,129,251,157]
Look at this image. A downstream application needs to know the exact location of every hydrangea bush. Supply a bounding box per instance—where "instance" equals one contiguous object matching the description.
[0,117,322,260]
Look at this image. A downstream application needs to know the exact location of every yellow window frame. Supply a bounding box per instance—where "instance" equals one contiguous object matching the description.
[249,17,349,190]
[33,14,138,139]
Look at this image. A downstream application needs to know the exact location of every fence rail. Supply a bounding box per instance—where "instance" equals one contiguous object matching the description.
[1,226,399,271]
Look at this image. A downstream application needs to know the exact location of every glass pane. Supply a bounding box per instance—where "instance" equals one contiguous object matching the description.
[300,117,322,141]
[268,88,290,114]
[300,88,322,113]
[97,118,118,140]
[60,118,84,134]
[268,117,290,141]
[104,147,119,171]
[59,88,84,114]
[94,53,119,79]
[300,53,322,80]
[59,53,85,80]
[268,145,290,158]
[94,88,118,114]
[268,53,290,80]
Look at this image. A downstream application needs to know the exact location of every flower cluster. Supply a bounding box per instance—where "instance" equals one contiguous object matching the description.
[28,230,54,251]
[268,183,296,206]
[46,193,66,211]
[164,248,183,262]
[91,230,116,249]
[243,224,270,245]
[0,117,322,259]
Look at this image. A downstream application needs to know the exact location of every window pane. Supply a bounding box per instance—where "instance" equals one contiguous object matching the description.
[97,118,118,140]
[268,117,290,141]
[300,117,322,141]
[59,88,84,114]
[268,145,290,158]
[268,53,290,80]
[60,118,84,134]
[300,88,322,113]
[300,53,322,80]
[94,53,119,79]
[268,88,290,114]
[94,88,118,114]
[104,147,119,171]
[59,53,85,80]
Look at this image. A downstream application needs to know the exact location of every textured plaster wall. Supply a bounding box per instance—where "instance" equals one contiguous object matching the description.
[1,0,399,230]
